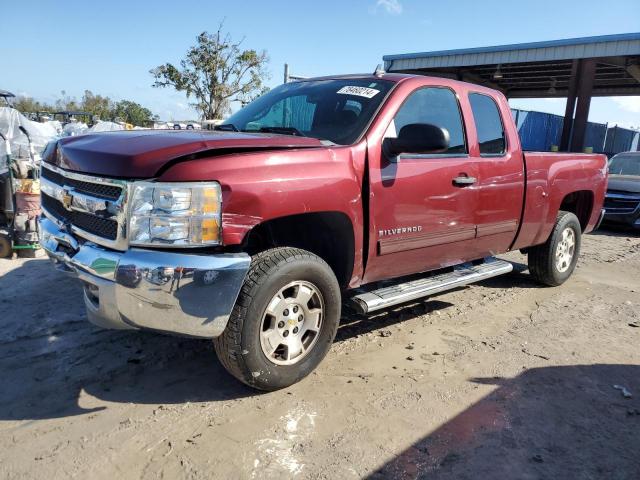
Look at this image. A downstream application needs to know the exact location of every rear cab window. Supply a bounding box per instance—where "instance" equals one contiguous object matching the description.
[468,93,506,156]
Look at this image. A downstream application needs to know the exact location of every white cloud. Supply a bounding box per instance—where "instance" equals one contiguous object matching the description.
[612,97,640,114]
[372,0,403,15]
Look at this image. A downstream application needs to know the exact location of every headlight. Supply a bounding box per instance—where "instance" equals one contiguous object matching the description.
[128,182,222,246]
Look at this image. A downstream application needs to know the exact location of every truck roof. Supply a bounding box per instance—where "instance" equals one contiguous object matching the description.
[294,73,500,96]
[295,72,415,82]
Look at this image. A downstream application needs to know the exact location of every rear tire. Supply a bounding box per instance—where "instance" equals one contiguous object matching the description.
[528,211,581,286]
[214,247,341,391]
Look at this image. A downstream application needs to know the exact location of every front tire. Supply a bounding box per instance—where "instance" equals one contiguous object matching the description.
[528,211,581,286]
[214,247,341,391]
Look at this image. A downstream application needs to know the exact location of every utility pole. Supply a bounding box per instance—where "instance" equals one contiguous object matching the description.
[283,64,308,84]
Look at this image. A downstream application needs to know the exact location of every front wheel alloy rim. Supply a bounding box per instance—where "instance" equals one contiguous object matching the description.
[260,281,324,366]
[555,227,576,273]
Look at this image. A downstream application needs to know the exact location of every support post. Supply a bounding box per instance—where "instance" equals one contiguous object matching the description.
[560,60,579,151]
[284,63,289,84]
[570,59,596,152]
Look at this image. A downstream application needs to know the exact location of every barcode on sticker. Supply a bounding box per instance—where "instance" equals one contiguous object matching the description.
[336,86,380,98]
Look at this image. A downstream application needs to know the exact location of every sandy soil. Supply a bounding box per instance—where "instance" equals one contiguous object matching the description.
[0,228,639,479]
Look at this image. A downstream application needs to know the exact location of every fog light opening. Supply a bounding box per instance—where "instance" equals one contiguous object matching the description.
[82,282,100,307]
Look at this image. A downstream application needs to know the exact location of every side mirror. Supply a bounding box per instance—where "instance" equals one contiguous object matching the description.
[383,123,450,157]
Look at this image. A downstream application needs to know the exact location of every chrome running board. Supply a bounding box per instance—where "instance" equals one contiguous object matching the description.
[351,257,513,314]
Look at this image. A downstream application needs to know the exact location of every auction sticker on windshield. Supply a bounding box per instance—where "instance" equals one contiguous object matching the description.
[336,86,380,98]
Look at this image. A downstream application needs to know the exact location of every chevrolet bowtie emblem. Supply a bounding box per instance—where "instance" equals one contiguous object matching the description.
[62,190,73,210]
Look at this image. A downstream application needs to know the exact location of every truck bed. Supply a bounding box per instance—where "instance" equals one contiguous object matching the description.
[512,152,607,250]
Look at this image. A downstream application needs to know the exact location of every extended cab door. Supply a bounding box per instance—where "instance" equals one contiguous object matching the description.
[466,92,524,256]
[364,86,482,283]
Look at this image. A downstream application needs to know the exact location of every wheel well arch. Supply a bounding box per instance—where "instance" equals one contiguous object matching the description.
[242,211,355,288]
[559,190,594,231]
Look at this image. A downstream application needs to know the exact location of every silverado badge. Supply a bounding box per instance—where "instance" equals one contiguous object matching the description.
[379,226,422,237]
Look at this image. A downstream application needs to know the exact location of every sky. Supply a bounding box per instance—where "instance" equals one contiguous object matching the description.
[1,0,639,126]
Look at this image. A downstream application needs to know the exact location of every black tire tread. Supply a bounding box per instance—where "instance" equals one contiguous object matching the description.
[213,247,333,388]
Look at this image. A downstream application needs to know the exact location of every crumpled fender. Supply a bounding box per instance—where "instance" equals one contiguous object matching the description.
[158,143,367,285]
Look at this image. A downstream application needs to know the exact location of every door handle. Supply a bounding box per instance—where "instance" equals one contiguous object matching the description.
[452,176,477,187]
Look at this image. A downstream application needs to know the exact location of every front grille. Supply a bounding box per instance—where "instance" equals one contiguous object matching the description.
[41,166,122,200]
[40,164,128,248]
[41,193,118,240]
[604,191,640,214]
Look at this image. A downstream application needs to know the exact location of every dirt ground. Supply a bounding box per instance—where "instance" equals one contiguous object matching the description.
[0,228,639,479]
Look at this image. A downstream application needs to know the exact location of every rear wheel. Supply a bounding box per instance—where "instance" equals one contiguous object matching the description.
[214,247,341,391]
[528,211,581,286]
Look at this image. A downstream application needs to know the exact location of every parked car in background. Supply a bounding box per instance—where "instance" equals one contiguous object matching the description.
[201,119,224,130]
[39,73,607,390]
[167,121,201,130]
[603,152,640,229]
[52,111,94,127]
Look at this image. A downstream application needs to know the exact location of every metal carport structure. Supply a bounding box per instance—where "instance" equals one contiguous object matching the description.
[383,33,640,152]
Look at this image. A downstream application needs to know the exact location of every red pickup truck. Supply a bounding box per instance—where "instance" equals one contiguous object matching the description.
[39,74,607,390]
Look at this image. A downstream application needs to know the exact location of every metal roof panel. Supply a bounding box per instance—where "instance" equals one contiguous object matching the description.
[384,33,640,70]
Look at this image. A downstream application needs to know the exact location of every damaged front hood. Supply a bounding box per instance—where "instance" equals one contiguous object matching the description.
[44,130,325,178]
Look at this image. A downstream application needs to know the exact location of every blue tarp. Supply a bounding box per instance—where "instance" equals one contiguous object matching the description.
[509,108,638,153]
[604,126,640,154]
[511,109,563,151]
[584,122,608,152]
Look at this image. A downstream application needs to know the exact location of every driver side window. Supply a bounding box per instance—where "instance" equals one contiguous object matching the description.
[393,87,467,154]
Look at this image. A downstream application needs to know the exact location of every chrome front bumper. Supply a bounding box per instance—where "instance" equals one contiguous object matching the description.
[39,217,250,338]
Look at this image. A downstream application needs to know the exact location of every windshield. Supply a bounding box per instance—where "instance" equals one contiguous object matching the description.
[223,79,395,145]
[608,154,640,176]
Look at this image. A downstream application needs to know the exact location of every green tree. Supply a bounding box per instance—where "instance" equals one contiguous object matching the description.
[13,96,52,113]
[11,90,158,126]
[150,25,269,120]
[113,100,158,126]
[54,90,80,112]
[81,90,113,121]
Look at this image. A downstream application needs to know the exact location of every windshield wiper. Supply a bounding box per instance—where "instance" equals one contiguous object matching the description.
[214,123,239,132]
[257,126,306,137]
